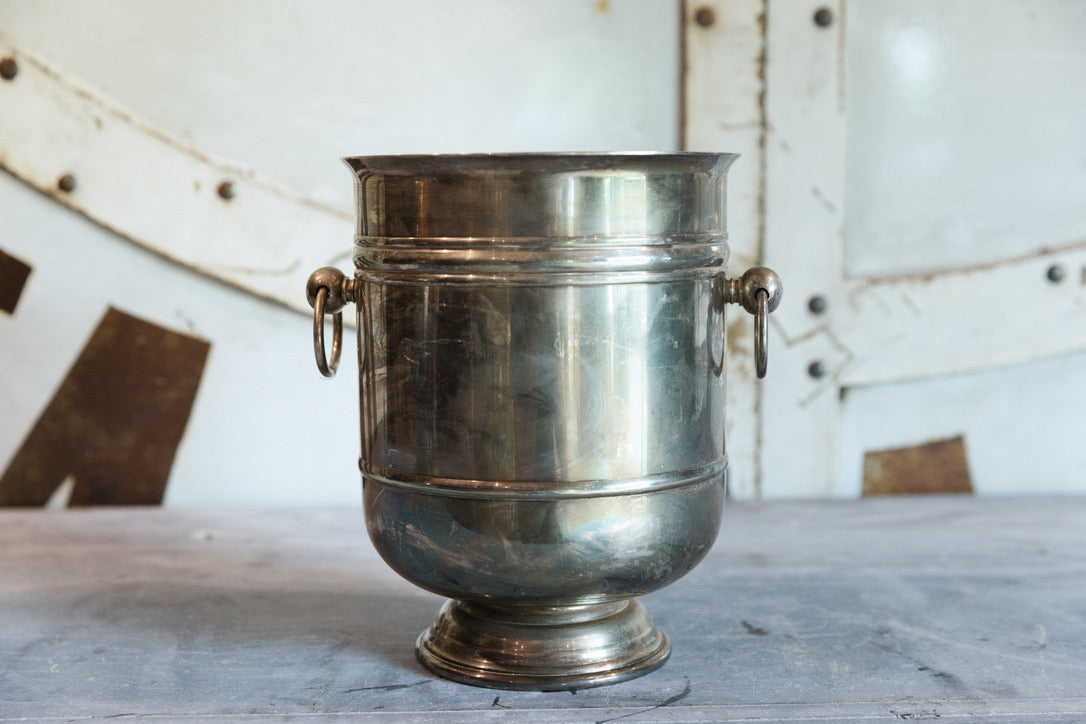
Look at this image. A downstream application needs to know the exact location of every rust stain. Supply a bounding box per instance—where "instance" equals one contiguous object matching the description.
[595,0,609,12]
[751,0,769,500]
[860,236,1086,287]
[727,315,749,358]
[0,306,210,506]
[862,435,973,497]
[755,2,768,265]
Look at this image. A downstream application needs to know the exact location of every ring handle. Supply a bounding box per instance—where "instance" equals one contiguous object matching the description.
[720,266,782,379]
[313,287,343,378]
[306,267,355,379]
[753,288,769,379]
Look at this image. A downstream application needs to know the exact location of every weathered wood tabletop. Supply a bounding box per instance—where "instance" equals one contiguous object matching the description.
[2,497,1084,722]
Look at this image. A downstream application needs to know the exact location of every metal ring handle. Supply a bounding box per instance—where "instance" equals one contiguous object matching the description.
[754,288,768,379]
[719,267,781,379]
[313,286,343,378]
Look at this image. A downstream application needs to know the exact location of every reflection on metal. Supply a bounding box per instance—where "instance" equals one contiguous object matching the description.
[307,154,780,689]
[0,33,352,315]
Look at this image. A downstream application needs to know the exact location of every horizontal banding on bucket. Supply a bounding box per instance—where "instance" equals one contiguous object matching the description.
[352,236,729,285]
[359,459,728,499]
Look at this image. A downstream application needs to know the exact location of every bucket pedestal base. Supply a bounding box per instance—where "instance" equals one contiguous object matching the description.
[415,599,670,691]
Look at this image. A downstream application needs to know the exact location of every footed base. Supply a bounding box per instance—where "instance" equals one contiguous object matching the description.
[415,598,670,691]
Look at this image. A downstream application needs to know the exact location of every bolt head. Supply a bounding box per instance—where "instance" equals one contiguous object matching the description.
[694,6,715,28]
[807,294,828,315]
[0,56,17,80]
[808,360,826,379]
[57,174,76,193]
[217,181,235,201]
[813,7,834,28]
[1046,264,1066,283]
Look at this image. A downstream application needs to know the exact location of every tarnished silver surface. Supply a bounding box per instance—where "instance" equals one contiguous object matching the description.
[306,153,780,690]
[416,600,671,690]
[306,267,357,378]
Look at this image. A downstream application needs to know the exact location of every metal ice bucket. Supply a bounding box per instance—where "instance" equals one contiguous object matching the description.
[305,153,780,690]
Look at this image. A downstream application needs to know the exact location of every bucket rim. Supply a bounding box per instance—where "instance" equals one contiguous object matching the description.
[342,151,739,176]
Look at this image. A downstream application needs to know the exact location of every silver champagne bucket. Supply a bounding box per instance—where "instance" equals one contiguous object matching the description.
[305,153,781,690]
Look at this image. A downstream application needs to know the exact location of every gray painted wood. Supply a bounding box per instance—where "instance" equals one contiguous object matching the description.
[2,497,1084,721]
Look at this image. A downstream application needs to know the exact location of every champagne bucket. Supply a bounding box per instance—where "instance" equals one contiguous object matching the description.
[305,153,781,690]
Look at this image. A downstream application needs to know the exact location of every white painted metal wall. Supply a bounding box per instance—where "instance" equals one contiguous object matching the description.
[0,1,680,506]
[838,0,1086,496]
[689,0,1086,497]
[2,0,1085,504]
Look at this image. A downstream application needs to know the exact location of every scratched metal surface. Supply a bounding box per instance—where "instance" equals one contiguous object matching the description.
[2,497,1085,722]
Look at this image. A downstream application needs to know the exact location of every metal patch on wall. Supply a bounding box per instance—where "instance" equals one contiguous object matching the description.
[0,306,210,506]
[862,435,974,496]
[0,248,32,315]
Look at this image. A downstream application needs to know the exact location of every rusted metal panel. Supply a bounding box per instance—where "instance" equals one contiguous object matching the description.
[0,307,209,506]
[0,248,31,315]
[862,435,973,497]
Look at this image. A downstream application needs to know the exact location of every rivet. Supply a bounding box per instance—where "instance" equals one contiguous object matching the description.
[813,7,834,28]
[808,360,826,379]
[1046,264,1065,283]
[807,294,828,315]
[0,56,17,81]
[217,181,235,201]
[57,174,76,193]
[694,6,716,28]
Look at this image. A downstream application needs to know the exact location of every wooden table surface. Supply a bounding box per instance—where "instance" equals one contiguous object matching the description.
[2,496,1085,722]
